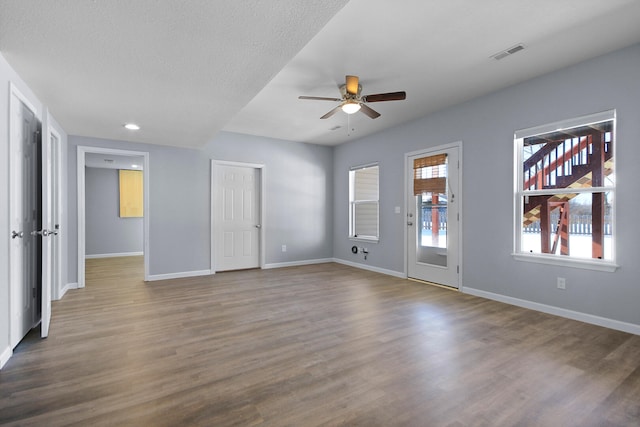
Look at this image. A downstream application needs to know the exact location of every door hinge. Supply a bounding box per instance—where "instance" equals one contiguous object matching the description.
[32,287,37,298]
[457,265,459,274]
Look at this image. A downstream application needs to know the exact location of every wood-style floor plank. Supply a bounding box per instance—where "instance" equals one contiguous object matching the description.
[1,256,639,426]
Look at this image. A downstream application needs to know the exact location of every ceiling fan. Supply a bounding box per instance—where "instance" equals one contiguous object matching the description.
[298,75,406,119]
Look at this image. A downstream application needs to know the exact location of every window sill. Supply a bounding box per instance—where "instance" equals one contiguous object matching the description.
[512,253,618,272]
[349,236,379,243]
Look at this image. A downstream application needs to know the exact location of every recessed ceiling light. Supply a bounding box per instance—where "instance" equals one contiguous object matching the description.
[124,123,140,130]
[131,164,139,168]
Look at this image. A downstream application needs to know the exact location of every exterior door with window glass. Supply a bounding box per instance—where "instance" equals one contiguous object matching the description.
[407,145,460,288]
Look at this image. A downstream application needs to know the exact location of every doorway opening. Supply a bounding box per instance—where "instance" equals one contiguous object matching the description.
[77,147,150,287]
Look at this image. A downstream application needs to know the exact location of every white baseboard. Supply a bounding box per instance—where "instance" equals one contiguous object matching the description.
[58,282,78,300]
[332,258,406,279]
[463,287,640,336]
[0,346,12,370]
[147,269,212,282]
[85,252,143,259]
[263,258,333,269]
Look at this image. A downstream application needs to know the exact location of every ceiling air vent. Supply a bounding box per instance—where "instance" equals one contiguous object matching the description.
[491,43,525,61]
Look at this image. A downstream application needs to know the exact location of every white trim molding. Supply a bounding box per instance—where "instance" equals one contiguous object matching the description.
[0,346,12,370]
[85,252,144,259]
[263,258,333,269]
[147,270,213,282]
[57,283,79,300]
[463,287,640,336]
[333,258,406,279]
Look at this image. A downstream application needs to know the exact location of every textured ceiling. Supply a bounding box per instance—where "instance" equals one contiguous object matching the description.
[2,0,640,148]
[0,0,349,148]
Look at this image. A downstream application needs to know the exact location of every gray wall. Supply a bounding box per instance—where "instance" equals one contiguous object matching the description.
[67,132,334,282]
[85,167,143,256]
[333,43,640,327]
[68,136,211,279]
[0,52,68,365]
[203,131,334,264]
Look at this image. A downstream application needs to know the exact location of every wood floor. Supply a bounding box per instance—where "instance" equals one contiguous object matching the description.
[1,257,639,426]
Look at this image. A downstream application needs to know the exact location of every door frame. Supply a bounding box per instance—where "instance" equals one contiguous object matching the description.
[48,126,63,301]
[210,159,265,272]
[8,82,40,347]
[77,146,150,287]
[404,141,463,288]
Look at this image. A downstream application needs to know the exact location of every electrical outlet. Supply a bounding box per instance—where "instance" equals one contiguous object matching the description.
[281,245,287,252]
[557,277,566,290]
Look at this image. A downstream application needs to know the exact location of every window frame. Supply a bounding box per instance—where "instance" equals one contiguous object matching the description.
[349,163,380,242]
[512,110,618,272]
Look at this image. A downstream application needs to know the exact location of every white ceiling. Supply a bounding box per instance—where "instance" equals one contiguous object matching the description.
[2,0,640,148]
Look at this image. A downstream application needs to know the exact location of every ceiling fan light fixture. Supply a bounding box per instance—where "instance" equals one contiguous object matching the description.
[341,101,361,115]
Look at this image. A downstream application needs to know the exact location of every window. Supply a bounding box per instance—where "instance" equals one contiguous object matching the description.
[349,164,379,241]
[514,110,616,271]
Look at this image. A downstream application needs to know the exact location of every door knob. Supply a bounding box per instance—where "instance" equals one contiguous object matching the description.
[255,224,262,229]
[11,230,23,239]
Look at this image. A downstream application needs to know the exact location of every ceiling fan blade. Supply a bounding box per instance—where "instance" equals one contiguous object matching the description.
[360,103,381,119]
[299,96,342,101]
[345,75,359,96]
[320,105,343,119]
[363,91,406,102]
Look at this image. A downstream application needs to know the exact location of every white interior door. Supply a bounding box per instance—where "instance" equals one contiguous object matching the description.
[9,89,39,348]
[40,110,55,338]
[407,144,461,288]
[214,164,261,271]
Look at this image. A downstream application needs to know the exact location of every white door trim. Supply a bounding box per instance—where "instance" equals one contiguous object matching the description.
[404,141,463,287]
[9,82,39,117]
[210,159,266,272]
[48,126,63,300]
[41,107,52,338]
[77,146,150,287]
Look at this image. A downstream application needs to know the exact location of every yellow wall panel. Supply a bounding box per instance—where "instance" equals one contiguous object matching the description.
[119,170,143,217]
